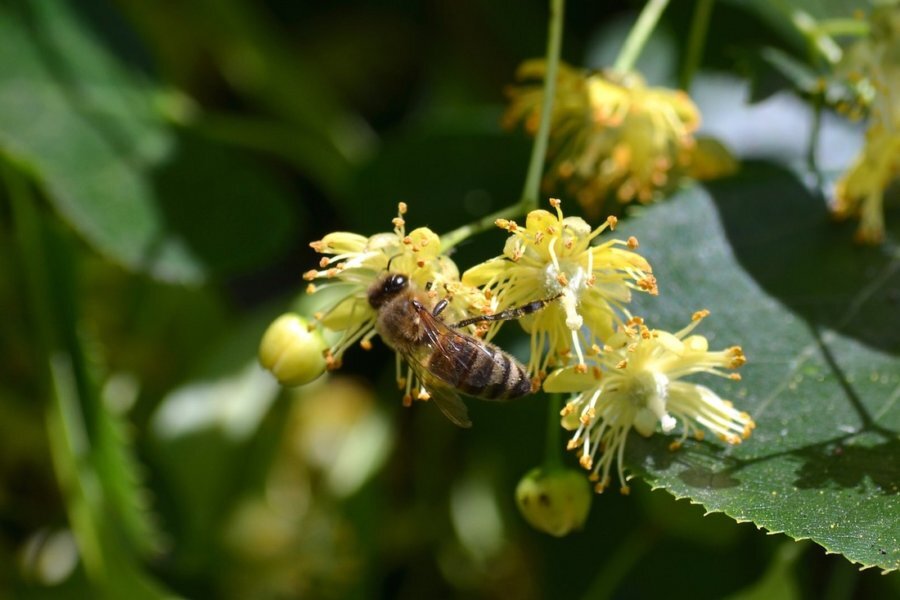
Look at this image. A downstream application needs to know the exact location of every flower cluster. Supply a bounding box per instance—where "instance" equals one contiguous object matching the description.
[503,60,736,217]
[545,311,753,494]
[463,198,656,377]
[833,5,900,244]
[301,203,485,373]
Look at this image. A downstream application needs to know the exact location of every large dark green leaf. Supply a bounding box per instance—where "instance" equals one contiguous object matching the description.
[617,165,899,572]
[0,0,295,283]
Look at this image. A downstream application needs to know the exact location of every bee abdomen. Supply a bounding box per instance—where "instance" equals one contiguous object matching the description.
[457,345,531,400]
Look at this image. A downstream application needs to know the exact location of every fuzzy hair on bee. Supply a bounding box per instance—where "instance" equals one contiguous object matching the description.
[367,272,557,427]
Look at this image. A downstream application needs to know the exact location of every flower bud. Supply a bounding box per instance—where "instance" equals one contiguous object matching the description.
[515,467,592,537]
[259,314,327,386]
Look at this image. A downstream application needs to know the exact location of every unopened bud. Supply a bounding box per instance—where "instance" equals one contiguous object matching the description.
[258,314,328,386]
[515,467,592,537]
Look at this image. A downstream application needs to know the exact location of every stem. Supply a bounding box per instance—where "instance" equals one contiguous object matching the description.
[679,0,715,90]
[440,202,529,250]
[521,0,565,209]
[442,0,565,250]
[543,394,563,469]
[816,18,869,38]
[613,0,671,73]
[807,96,825,196]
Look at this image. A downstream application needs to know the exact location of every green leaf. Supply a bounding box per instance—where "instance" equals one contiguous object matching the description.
[618,165,899,572]
[0,1,295,283]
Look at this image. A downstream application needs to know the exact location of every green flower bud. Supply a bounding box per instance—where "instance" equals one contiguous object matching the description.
[515,467,592,537]
[259,314,327,386]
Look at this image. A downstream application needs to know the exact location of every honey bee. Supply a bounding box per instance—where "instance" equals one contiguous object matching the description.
[367,272,557,427]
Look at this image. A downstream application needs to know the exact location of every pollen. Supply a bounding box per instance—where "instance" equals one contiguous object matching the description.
[303,270,317,281]
[637,275,658,295]
[306,283,317,294]
[627,236,639,249]
[692,309,710,321]
[397,201,408,214]
[606,216,617,230]
[360,339,373,351]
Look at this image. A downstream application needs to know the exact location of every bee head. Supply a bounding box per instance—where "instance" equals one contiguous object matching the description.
[368,273,409,308]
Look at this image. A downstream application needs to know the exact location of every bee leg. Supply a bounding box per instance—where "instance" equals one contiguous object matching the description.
[450,294,561,329]
[432,298,449,317]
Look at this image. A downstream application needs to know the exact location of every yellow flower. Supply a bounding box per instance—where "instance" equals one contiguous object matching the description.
[504,60,729,217]
[833,5,900,244]
[462,199,657,378]
[544,311,753,495]
[304,203,485,368]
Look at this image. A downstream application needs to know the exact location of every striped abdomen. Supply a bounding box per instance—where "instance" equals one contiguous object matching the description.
[426,334,532,400]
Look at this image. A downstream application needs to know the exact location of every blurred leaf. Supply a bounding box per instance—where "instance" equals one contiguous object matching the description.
[619,167,899,572]
[723,0,870,49]
[94,378,162,557]
[5,162,171,597]
[148,305,282,569]
[0,0,295,284]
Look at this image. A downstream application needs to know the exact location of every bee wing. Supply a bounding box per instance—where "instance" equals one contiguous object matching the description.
[417,307,522,402]
[401,348,472,428]
[426,384,473,429]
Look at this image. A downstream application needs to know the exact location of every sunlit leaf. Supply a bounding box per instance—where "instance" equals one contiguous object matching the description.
[620,168,899,572]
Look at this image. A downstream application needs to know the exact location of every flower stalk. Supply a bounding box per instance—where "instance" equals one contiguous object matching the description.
[680,0,715,90]
[522,0,565,209]
[613,0,671,73]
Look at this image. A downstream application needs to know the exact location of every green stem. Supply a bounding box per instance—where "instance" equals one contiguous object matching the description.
[791,10,842,65]
[613,0,671,73]
[442,0,565,250]
[807,96,825,196]
[816,18,869,38]
[543,394,563,469]
[679,0,715,90]
[521,0,565,209]
[440,202,529,250]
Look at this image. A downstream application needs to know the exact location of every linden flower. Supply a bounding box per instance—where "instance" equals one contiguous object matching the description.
[462,199,657,378]
[544,311,753,495]
[304,203,485,369]
[833,5,900,244]
[504,60,732,217]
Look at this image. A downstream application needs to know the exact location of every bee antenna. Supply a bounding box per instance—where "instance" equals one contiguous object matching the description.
[386,253,401,272]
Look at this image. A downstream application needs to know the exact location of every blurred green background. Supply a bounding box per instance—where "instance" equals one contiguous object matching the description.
[1,0,898,598]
